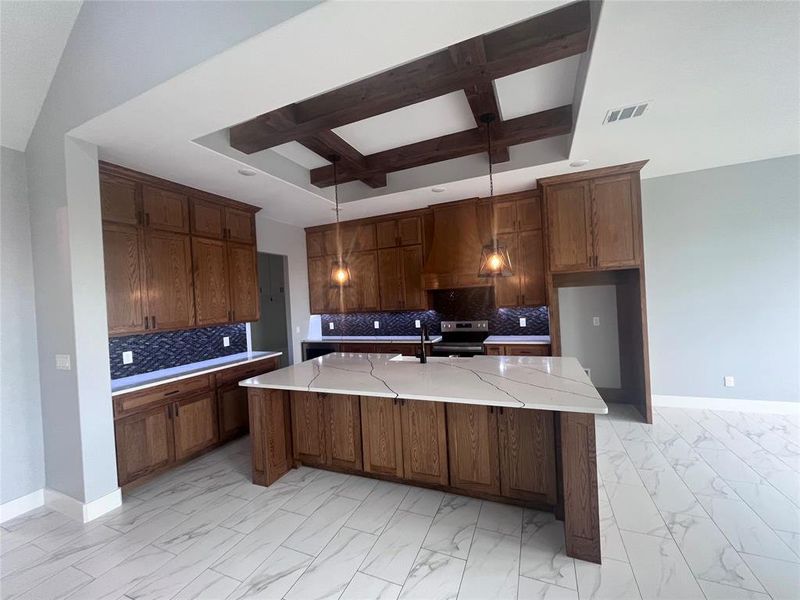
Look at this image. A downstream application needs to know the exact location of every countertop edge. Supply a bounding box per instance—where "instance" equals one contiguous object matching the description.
[112,352,283,397]
[302,337,442,345]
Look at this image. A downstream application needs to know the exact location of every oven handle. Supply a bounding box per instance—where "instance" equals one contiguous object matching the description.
[432,344,485,353]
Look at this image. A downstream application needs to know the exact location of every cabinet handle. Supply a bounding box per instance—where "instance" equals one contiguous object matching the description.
[489,406,494,414]
[145,213,150,226]
[151,315,156,329]
[174,404,179,417]
[144,316,149,330]
[521,294,525,306]
[164,390,180,397]
[232,309,236,321]
[167,405,173,419]
[499,407,504,415]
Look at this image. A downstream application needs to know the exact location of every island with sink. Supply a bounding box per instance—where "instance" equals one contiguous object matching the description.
[239,352,608,563]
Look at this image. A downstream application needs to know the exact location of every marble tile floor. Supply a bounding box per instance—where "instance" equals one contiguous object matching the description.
[2,405,799,600]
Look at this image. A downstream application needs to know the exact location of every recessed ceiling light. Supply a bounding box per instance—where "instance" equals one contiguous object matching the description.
[569,159,589,168]
[431,186,446,193]
[237,168,257,176]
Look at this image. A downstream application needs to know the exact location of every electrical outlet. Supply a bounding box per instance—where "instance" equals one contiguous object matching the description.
[55,354,71,370]
[122,351,133,365]
[519,317,526,327]
[724,376,735,387]
[593,316,600,327]
[373,321,380,329]
[415,320,421,328]
[329,322,335,330]
[296,326,301,333]
[223,336,230,347]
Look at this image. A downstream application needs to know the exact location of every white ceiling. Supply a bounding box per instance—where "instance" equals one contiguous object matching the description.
[70,1,799,229]
[0,0,82,151]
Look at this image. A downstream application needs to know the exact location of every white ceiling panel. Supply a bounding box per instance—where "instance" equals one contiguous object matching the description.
[332,90,476,155]
[271,140,331,168]
[494,54,581,121]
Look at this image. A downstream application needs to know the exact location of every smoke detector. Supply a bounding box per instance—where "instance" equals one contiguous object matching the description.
[603,102,649,125]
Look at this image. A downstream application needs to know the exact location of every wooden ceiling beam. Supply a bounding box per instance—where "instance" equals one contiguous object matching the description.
[309,104,572,188]
[229,1,590,154]
[298,131,387,188]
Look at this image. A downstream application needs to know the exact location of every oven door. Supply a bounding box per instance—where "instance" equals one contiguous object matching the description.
[431,344,485,358]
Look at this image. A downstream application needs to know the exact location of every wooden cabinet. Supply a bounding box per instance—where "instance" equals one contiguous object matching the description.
[142,185,190,233]
[101,175,139,225]
[323,394,362,471]
[249,388,293,486]
[498,408,557,503]
[308,257,337,314]
[378,245,425,311]
[115,405,174,486]
[228,242,260,322]
[485,345,503,356]
[191,198,225,239]
[225,207,255,244]
[103,223,147,335]
[544,174,641,272]
[144,230,195,331]
[173,393,219,460]
[290,391,327,466]
[447,404,501,495]
[218,384,250,441]
[518,230,546,306]
[361,396,404,477]
[484,344,551,356]
[493,232,519,307]
[400,399,449,485]
[377,249,402,310]
[376,216,422,248]
[345,251,380,312]
[493,193,541,234]
[192,237,230,326]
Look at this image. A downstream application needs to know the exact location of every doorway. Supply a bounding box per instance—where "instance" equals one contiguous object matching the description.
[249,252,290,366]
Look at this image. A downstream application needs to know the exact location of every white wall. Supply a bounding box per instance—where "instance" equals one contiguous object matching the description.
[558,285,621,389]
[642,155,800,403]
[255,215,310,364]
[1,146,45,504]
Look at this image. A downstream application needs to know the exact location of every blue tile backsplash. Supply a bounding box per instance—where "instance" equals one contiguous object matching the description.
[109,324,247,379]
[321,287,549,337]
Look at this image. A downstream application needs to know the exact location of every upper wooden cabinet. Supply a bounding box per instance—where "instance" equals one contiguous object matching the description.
[341,251,380,312]
[103,223,147,335]
[226,207,255,244]
[144,230,195,331]
[101,175,140,226]
[542,168,643,273]
[377,245,425,311]
[192,237,230,326]
[492,192,541,234]
[376,216,422,248]
[142,185,190,233]
[191,198,225,239]
[228,242,260,322]
[307,223,376,258]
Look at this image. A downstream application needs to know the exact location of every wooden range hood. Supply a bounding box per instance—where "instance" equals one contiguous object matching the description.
[422,198,493,290]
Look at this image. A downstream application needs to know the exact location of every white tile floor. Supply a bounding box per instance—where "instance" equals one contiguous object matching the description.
[2,405,799,600]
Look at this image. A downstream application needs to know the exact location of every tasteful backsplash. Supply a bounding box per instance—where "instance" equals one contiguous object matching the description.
[321,288,549,336]
[109,323,247,379]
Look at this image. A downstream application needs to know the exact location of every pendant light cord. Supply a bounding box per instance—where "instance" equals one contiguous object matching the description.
[486,119,493,198]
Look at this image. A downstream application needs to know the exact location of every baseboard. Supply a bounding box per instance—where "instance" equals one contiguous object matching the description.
[653,394,800,415]
[0,489,45,523]
[44,487,122,523]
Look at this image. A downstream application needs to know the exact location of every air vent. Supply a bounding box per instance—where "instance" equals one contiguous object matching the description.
[603,102,649,124]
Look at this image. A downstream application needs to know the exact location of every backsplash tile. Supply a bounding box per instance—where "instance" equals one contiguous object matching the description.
[109,324,247,379]
[321,287,549,337]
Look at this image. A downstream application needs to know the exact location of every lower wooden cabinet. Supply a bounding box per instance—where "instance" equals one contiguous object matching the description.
[249,388,293,486]
[217,384,250,441]
[323,394,362,471]
[498,408,557,504]
[290,391,327,466]
[400,399,449,486]
[361,396,404,477]
[115,405,174,486]
[484,344,551,356]
[173,393,218,460]
[447,404,501,495]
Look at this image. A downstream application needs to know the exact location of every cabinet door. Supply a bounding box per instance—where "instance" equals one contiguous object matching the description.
[144,231,195,330]
[516,196,542,231]
[291,391,327,466]
[173,393,218,460]
[446,404,501,495]
[485,345,503,356]
[101,175,139,225]
[493,200,517,234]
[192,237,230,326]
[225,207,255,244]
[400,400,448,485]
[591,175,640,268]
[308,257,337,314]
[518,229,546,306]
[361,396,404,477]
[115,405,174,486]
[400,245,425,310]
[103,223,148,334]
[545,181,592,272]
[378,248,402,310]
[307,231,326,258]
[348,251,380,312]
[323,394,362,471]
[142,185,189,233]
[397,217,422,246]
[503,345,550,356]
[228,242,260,322]
[340,343,376,353]
[218,384,249,441]
[249,388,293,486]
[498,408,557,504]
[493,232,520,308]
[376,220,398,248]
[191,198,225,239]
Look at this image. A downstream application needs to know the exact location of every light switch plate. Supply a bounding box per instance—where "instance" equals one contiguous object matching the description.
[724,375,735,387]
[415,319,421,328]
[223,336,230,347]
[519,317,526,327]
[329,322,335,330]
[55,354,71,370]
[373,321,380,329]
[122,351,133,365]
[593,316,600,327]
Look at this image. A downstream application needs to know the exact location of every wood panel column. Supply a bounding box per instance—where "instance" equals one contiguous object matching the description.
[559,412,601,563]
[248,388,293,486]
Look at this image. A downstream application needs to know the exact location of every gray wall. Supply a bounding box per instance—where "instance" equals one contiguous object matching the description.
[1,146,45,503]
[558,285,621,389]
[251,253,290,365]
[24,1,319,503]
[642,155,800,403]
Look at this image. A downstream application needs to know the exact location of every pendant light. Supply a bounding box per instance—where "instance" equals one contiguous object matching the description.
[478,113,513,277]
[328,155,352,287]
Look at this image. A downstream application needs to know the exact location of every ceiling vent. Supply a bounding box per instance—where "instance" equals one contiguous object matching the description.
[603,102,649,124]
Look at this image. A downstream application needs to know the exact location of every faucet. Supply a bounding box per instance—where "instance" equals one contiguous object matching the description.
[417,324,428,364]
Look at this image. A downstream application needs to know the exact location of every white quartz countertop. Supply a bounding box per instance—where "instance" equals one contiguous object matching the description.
[484,335,551,345]
[303,336,442,345]
[111,351,282,396]
[240,353,607,415]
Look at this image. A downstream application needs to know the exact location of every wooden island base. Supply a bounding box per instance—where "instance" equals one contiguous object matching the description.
[248,387,601,564]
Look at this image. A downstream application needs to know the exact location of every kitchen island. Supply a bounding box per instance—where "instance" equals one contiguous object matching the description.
[239,353,607,563]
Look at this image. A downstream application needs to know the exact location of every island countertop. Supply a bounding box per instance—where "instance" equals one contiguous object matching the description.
[240,353,607,415]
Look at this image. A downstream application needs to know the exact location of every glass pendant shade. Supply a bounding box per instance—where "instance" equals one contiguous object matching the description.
[329,259,352,287]
[478,240,513,277]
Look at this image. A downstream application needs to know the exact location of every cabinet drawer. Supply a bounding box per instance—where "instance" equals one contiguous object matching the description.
[114,374,211,418]
[504,345,550,356]
[216,358,278,386]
